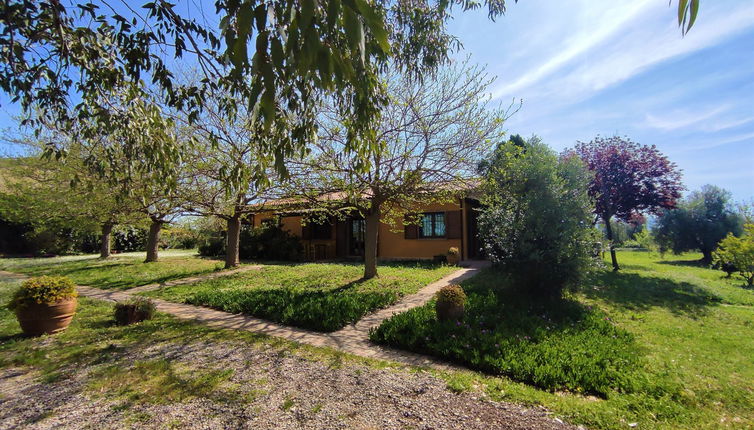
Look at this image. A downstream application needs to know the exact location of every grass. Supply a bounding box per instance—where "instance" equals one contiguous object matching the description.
[0,273,393,411]
[375,250,754,429]
[1,250,751,429]
[0,250,225,290]
[144,261,456,332]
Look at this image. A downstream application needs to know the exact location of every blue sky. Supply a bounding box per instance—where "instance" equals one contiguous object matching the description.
[1,1,752,200]
[449,0,754,201]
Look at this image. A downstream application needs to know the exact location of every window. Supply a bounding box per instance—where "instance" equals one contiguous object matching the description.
[310,220,332,240]
[419,212,446,238]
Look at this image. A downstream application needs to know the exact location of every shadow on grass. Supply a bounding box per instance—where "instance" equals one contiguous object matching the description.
[583,270,721,318]
[657,259,708,268]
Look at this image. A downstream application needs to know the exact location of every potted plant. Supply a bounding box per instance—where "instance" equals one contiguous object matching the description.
[8,276,78,336]
[114,297,156,325]
[435,284,466,321]
[446,247,460,266]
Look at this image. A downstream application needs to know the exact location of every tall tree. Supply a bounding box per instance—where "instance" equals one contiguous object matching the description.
[0,144,140,258]
[290,61,509,278]
[569,136,683,271]
[654,185,745,264]
[176,88,277,269]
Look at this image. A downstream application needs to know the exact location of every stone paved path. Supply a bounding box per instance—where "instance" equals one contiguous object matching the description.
[1,261,488,371]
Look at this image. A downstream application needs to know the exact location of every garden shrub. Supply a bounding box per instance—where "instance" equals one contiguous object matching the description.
[435,284,466,321]
[477,137,597,297]
[113,226,147,252]
[198,234,225,257]
[8,276,78,311]
[186,287,396,332]
[370,269,643,396]
[713,224,754,286]
[114,297,157,325]
[198,225,302,261]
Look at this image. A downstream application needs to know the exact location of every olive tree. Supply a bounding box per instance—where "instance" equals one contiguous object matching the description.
[654,185,745,264]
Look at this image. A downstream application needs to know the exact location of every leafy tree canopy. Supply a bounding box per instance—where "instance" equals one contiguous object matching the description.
[568,135,683,270]
[655,185,745,263]
[1,0,701,182]
[478,136,597,297]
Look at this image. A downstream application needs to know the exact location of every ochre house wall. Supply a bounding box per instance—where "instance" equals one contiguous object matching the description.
[377,201,462,260]
[252,199,466,260]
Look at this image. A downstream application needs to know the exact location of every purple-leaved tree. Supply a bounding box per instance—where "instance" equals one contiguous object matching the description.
[569,136,683,271]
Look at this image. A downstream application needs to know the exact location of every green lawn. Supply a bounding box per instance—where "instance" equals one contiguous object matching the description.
[0,274,366,412]
[0,250,225,290]
[144,262,457,332]
[372,250,754,429]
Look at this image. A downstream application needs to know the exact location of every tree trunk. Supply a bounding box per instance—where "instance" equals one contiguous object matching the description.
[100,222,113,259]
[145,219,162,263]
[701,249,713,265]
[603,216,620,271]
[363,203,381,279]
[225,215,241,268]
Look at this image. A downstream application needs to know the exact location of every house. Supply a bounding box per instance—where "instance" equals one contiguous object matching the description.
[249,193,484,262]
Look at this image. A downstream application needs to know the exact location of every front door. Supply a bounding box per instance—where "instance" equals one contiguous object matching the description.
[348,218,365,257]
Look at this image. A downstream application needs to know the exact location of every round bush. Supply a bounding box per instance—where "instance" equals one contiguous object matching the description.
[114,297,157,325]
[8,276,77,311]
[435,284,466,321]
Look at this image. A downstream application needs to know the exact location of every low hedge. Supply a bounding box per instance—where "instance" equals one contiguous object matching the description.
[187,287,398,332]
[369,270,645,397]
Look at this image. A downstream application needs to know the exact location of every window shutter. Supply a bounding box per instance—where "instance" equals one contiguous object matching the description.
[404,214,419,239]
[446,210,462,239]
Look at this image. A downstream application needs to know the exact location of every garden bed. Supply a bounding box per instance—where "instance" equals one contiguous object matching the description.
[144,262,456,332]
[370,268,643,396]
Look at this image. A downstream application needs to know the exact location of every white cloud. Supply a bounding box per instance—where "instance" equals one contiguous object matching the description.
[644,104,730,131]
[490,1,754,105]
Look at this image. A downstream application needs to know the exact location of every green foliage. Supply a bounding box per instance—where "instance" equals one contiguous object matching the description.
[8,276,77,310]
[145,262,455,332]
[113,226,147,252]
[714,224,754,286]
[630,228,656,251]
[198,225,302,261]
[371,269,642,396]
[447,247,460,256]
[654,185,744,262]
[478,136,597,297]
[189,287,397,332]
[161,226,201,249]
[435,284,467,321]
[114,297,157,326]
[435,284,466,306]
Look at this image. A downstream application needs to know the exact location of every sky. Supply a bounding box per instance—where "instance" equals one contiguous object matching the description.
[0,1,752,201]
[448,0,754,201]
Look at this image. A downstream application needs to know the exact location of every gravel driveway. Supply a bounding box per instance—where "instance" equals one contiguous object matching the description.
[0,339,578,430]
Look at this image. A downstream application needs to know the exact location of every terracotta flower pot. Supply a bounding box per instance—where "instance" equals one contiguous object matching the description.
[446,254,460,266]
[15,298,77,336]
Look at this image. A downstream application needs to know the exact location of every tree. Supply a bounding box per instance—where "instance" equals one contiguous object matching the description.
[713,224,754,286]
[176,87,276,269]
[0,1,700,183]
[291,61,508,278]
[0,145,141,258]
[569,136,683,271]
[478,136,597,297]
[654,185,745,264]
